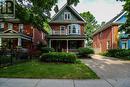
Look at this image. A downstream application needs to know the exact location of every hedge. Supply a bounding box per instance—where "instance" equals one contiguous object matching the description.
[78,47,94,57]
[41,47,55,53]
[40,52,77,63]
[104,49,130,60]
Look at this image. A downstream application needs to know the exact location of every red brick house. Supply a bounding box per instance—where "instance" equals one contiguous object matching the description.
[93,11,126,53]
[0,18,47,50]
[47,4,86,52]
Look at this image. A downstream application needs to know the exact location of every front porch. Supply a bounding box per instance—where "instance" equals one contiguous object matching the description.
[0,33,32,49]
[49,40,85,52]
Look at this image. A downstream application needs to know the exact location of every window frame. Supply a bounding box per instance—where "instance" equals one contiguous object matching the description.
[19,24,24,33]
[0,23,4,29]
[60,26,66,34]
[64,12,71,20]
[8,23,13,30]
[67,24,80,35]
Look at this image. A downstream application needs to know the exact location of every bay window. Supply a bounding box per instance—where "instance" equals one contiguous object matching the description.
[67,24,80,35]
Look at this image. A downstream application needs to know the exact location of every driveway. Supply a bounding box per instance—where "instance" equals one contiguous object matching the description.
[81,55,130,79]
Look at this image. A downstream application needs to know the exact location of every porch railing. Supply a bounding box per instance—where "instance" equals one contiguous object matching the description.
[52,30,67,35]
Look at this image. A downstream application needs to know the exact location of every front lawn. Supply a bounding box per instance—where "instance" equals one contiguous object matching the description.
[0,60,99,79]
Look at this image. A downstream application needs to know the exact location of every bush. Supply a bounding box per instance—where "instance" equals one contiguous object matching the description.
[40,52,77,63]
[78,47,94,57]
[104,49,130,60]
[41,47,55,53]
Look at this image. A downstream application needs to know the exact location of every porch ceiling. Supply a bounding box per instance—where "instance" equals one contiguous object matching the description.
[0,33,32,40]
[47,35,86,39]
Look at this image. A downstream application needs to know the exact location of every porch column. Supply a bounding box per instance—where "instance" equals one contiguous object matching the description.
[84,40,86,47]
[67,40,68,53]
[49,39,51,48]
[0,38,2,48]
[18,38,22,47]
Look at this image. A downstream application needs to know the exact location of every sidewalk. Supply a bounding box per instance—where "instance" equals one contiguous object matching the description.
[0,78,130,87]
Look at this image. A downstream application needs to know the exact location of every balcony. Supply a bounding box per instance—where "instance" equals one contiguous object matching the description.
[52,30,81,36]
[52,30,67,35]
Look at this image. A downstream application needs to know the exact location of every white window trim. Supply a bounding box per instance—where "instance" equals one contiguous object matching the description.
[8,23,13,30]
[60,26,66,35]
[122,41,128,49]
[19,24,24,32]
[67,24,80,35]
[64,12,71,20]
[0,23,4,29]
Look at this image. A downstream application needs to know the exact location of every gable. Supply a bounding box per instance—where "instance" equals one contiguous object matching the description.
[50,4,86,23]
[115,15,127,24]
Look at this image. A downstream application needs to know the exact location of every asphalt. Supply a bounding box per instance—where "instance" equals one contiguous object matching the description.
[81,55,130,79]
[0,78,130,87]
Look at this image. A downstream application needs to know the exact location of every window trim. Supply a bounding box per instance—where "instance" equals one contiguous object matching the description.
[64,12,71,20]
[19,24,24,32]
[8,23,13,30]
[0,23,4,29]
[60,26,66,34]
[67,24,80,35]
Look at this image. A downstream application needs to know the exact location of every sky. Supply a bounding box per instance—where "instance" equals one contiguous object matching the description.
[51,0,124,24]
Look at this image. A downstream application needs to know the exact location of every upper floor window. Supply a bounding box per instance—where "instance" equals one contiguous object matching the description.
[19,24,24,33]
[64,12,71,20]
[8,23,13,30]
[0,23,4,29]
[60,26,65,34]
[68,24,80,35]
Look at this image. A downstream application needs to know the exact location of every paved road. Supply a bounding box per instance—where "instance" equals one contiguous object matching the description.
[0,78,130,87]
[81,55,130,79]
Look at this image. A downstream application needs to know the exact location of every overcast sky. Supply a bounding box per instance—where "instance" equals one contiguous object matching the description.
[51,0,124,24]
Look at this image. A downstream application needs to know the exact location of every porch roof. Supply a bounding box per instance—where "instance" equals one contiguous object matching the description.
[47,35,86,39]
[0,33,32,40]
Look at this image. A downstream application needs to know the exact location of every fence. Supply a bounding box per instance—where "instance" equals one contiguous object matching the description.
[0,48,30,68]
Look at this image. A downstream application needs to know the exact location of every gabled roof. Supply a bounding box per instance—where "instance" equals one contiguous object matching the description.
[93,11,126,36]
[50,4,86,23]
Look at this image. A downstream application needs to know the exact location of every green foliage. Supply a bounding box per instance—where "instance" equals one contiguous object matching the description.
[80,11,99,46]
[104,49,130,60]
[40,52,77,63]
[78,47,94,57]
[41,47,55,53]
[15,0,80,30]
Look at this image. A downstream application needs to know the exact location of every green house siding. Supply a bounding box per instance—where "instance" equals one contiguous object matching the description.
[53,8,81,21]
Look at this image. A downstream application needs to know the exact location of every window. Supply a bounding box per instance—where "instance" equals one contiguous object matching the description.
[60,26,65,34]
[122,41,128,49]
[0,23,4,29]
[19,24,24,32]
[68,41,80,49]
[8,23,13,30]
[67,24,80,35]
[64,12,71,20]
[107,41,110,49]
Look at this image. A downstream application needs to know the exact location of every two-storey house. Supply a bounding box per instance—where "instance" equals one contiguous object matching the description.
[47,4,86,52]
[93,11,129,53]
[0,18,47,50]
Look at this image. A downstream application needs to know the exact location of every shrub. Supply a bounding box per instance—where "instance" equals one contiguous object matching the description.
[105,49,130,60]
[40,52,77,63]
[41,47,55,53]
[78,47,94,57]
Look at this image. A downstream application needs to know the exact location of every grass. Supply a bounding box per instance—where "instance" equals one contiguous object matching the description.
[0,60,99,79]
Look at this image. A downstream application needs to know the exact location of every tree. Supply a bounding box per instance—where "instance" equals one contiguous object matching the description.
[80,11,98,46]
[117,0,130,33]
[13,0,80,30]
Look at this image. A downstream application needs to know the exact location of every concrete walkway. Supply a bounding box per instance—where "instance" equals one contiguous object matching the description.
[0,78,130,87]
[81,55,130,79]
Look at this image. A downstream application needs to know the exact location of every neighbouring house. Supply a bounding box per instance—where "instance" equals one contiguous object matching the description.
[0,18,47,50]
[47,4,86,52]
[93,11,129,53]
